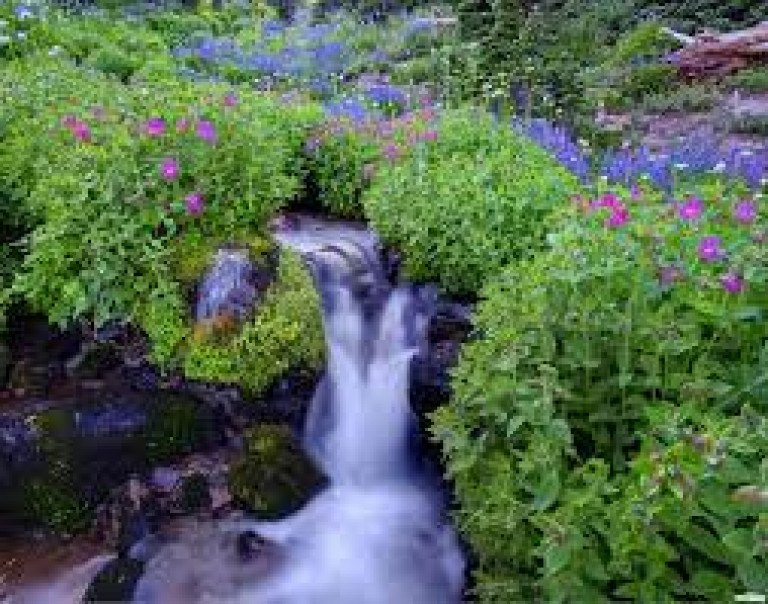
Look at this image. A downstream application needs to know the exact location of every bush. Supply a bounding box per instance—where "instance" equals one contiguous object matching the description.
[431,183,768,601]
[363,107,580,294]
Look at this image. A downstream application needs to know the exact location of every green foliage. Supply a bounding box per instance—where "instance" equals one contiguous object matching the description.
[18,478,91,535]
[228,424,324,518]
[363,107,579,294]
[641,84,722,114]
[432,183,768,601]
[144,395,209,463]
[725,67,768,94]
[178,248,325,393]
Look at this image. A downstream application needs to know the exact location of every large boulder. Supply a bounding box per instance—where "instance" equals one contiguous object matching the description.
[228,424,326,519]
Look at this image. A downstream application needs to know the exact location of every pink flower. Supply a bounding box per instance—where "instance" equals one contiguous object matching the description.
[422,128,438,141]
[72,121,91,143]
[659,266,682,287]
[61,114,78,128]
[697,236,722,261]
[605,204,629,228]
[160,158,180,182]
[382,142,401,161]
[591,192,622,210]
[677,197,703,221]
[185,192,204,215]
[734,199,758,224]
[176,117,190,133]
[222,92,238,107]
[720,272,744,294]
[144,117,165,137]
[196,120,217,143]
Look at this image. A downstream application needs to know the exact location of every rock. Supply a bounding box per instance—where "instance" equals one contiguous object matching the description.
[82,555,145,603]
[0,341,10,389]
[65,341,122,380]
[150,467,181,494]
[8,359,50,397]
[228,424,326,519]
[179,473,211,515]
[194,247,278,334]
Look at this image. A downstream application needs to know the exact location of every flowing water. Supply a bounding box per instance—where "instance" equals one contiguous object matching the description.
[11,216,465,604]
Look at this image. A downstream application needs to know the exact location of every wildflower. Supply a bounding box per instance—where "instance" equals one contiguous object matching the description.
[223,92,238,107]
[677,197,703,221]
[61,114,77,128]
[196,120,217,143]
[144,117,165,137]
[422,128,438,142]
[720,272,744,294]
[14,5,33,19]
[630,184,641,200]
[605,205,629,228]
[160,158,180,182]
[733,199,758,224]
[72,121,91,143]
[185,192,204,215]
[590,191,622,210]
[176,117,189,133]
[382,142,401,162]
[697,236,722,261]
[659,266,682,287]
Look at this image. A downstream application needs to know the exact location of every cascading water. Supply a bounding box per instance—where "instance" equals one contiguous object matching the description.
[12,216,465,604]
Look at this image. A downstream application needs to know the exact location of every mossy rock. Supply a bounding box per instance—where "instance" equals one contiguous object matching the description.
[228,424,325,519]
[16,477,91,535]
[141,245,325,396]
[143,394,219,465]
[0,341,10,388]
[82,556,145,603]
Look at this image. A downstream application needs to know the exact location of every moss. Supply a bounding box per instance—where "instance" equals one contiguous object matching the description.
[17,477,91,535]
[228,424,325,519]
[143,394,212,464]
[144,243,324,396]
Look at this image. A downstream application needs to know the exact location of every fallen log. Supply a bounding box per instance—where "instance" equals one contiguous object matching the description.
[664,21,768,78]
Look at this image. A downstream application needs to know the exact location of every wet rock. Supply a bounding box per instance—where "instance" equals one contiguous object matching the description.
[65,341,122,380]
[150,467,181,494]
[194,247,278,334]
[8,359,50,397]
[179,473,211,515]
[228,424,326,519]
[0,341,10,389]
[82,555,145,603]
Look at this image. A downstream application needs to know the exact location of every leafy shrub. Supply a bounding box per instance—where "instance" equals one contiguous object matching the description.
[726,67,768,94]
[431,183,768,601]
[11,77,320,327]
[363,107,580,294]
[641,84,722,114]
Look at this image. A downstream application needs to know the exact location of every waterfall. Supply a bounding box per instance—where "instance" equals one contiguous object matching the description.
[14,216,465,604]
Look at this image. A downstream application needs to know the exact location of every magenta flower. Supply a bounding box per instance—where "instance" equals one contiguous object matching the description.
[677,197,703,221]
[591,192,622,210]
[734,199,758,224]
[720,272,744,294]
[223,92,238,107]
[659,266,682,287]
[144,117,165,137]
[422,128,438,142]
[382,142,401,161]
[605,205,629,228]
[160,158,180,182]
[176,117,190,133]
[72,121,91,143]
[61,114,77,128]
[185,192,204,216]
[196,120,217,143]
[697,236,722,261]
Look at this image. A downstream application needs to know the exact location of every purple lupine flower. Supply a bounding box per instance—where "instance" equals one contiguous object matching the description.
[185,192,204,215]
[196,120,217,143]
[698,236,722,261]
[677,197,703,221]
[144,117,165,137]
[720,272,744,293]
[382,142,401,161]
[160,158,180,182]
[734,199,758,224]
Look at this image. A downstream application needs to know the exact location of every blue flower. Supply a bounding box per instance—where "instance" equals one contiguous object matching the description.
[324,97,367,122]
[14,4,33,19]
[366,84,406,106]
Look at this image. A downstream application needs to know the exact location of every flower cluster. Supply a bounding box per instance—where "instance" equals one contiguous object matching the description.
[580,187,762,295]
[512,117,591,184]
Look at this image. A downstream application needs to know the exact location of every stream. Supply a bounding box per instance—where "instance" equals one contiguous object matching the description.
[11,216,465,603]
